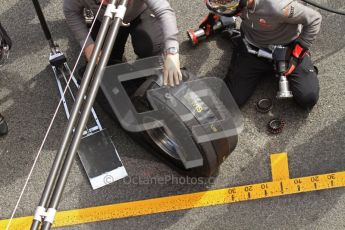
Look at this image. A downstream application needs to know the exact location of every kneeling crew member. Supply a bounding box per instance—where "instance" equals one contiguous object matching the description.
[63,0,182,87]
[223,0,322,109]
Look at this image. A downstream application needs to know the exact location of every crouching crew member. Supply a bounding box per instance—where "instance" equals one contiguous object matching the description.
[222,0,322,109]
[63,0,182,86]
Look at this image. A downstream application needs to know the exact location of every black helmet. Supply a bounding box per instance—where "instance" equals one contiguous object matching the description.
[206,0,247,17]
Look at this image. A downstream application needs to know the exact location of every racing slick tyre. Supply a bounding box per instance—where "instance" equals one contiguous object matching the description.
[96,69,238,177]
[129,70,238,177]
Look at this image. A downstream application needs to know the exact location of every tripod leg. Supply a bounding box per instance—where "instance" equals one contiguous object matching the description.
[36,1,129,229]
[30,3,115,230]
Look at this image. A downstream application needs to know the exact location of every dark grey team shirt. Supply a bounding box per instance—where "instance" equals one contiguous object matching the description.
[241,0,322,49]
[63,0,179,51]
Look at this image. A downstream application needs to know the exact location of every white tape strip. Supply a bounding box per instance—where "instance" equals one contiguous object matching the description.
[45,208,57,224]
[33,206,46,222]
[115,5,127,20]
[105,4,116,18]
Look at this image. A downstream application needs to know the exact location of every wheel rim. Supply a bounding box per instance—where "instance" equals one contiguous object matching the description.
[146,127,181,160]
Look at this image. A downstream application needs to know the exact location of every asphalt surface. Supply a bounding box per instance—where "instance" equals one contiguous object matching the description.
[1,0,345,229]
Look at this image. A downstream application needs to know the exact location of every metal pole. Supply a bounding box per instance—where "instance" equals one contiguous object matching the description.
[31,0,54,49]
[39,0,128,229]
[30,1,118,229]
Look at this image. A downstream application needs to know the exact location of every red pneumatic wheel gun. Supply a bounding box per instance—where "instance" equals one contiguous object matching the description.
[187,13,236,46]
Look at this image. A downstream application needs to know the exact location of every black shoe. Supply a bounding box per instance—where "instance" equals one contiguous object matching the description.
[0,114,8,136]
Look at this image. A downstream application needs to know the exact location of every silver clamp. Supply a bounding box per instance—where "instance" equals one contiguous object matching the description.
[33,206,57,224]
[49,51,64,62]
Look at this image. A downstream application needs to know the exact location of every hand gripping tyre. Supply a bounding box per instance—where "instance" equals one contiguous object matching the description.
[99,56,243,177]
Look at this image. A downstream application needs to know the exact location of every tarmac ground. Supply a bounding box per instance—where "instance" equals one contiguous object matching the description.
[1,0,345,229]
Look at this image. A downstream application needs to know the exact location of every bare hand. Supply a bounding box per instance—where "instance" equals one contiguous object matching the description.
[84,43,95,62]
[84,43,102,63]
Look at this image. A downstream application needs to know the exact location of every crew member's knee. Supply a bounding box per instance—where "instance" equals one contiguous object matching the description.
[234,96,248,108]
[132,30,163,58]
[132,33,154,58]
[294,90,319,110]
[225,79,248,108]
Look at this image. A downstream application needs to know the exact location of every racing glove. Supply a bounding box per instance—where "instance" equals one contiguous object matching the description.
[163,53,182,87]
[285,41,308,76]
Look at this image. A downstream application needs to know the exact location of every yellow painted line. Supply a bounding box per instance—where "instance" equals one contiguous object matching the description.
[1,153,345,229]
[270,152,290,181]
